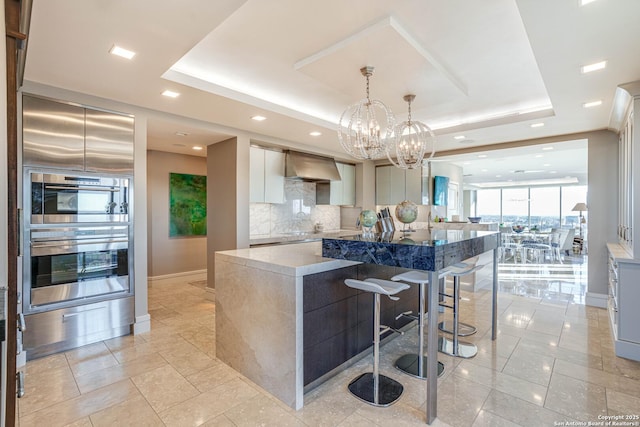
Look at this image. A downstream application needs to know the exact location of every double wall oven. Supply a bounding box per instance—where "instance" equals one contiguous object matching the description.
[21,94,135,359]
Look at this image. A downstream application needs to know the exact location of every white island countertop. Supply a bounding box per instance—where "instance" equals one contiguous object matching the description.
[216,241,360,277]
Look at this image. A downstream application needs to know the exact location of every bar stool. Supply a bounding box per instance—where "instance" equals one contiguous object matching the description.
[438,263,485,358]
[438,263,478,338]
[390,271,445,379]
[344,278,409,407]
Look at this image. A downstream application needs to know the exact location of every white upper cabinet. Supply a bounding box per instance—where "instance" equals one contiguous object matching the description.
[330,162,356,206]
[376,165,422,205]
[250,147,285,204]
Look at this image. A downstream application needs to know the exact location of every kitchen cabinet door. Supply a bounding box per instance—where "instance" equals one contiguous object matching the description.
[341,163,356,205]
[264,150,285,204]
[330,163,355,206]
[376,166,391,205]
[250,147,266,203]
[22,95,85,171]
[376,165,422,205]
[85,109,134,174]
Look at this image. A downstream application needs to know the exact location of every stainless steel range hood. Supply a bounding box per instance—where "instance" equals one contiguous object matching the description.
[285,151,341,182]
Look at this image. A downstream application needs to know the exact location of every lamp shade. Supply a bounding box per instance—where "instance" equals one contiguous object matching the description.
[572,203,587,212]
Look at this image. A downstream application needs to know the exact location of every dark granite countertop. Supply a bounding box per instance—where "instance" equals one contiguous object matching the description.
[322,229,499,271]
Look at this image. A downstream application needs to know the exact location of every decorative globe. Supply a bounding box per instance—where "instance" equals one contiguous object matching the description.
[359,209,378,229]
[395,200,418,224]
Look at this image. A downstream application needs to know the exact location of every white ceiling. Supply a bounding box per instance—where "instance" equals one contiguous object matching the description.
[22,0,640,179]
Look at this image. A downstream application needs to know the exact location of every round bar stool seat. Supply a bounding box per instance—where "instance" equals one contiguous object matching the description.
[344,278,409,407]
[438,263,485,359]
[391,270,445,379]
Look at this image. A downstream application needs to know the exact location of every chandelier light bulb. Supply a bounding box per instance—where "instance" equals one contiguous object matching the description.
[338,67,395,160]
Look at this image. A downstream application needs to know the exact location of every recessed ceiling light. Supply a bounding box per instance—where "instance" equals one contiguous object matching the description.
[535,154,543,158]
[309,131,322,136]
[251,115,266,121]
[543,163,551,167]
[175,131,189,137]
[192,146,203,151]
[549,171,557,174]
[109,45,136,60]
[463,162,472,165]
[454,135,466,140]
[542,146,554,151]
[481,169,488,172]
[162,90,180,98]
[580,0,598,6]
[496,175,502,178]
[172,143,186,147]
[583,100,602,108]
[531,123,545,128]
[581,60,607,74]
[478,154,487,158]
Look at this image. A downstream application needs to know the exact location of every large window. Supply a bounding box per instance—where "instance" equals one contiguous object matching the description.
[476,189,500,223]
[475,185,587,232]
[530,187,561,229]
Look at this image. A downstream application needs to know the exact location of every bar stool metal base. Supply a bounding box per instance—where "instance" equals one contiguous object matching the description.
[438,320,477,337]
[438,336,478,358]
[347,372,404,407]
[395,354,445,379]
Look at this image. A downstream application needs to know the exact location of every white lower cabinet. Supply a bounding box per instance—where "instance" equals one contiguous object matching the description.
[607,243,640,361]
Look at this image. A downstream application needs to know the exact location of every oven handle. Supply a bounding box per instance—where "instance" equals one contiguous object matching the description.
[44,185,120,192]
[32,238,128,248]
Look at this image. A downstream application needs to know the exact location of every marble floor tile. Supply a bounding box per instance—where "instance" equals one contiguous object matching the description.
[158,377,259,426]
[185,359,241,392]
[544,372,607,421]
[501,349,555,386]
[62,418,93,427]
[89,394,164,426]
[606,389,640,416]
[454,360,547,406]
[131,364,200,413]
[74,352,167,394]
[19,366,80,416]
[430,375,491,427]
[553,359,640,399]
[18,380,140,427]
[471,410,521,427]
[199,414,237,427]
[159,345,216,377]
[223,393,306,426]
[482,389,577,426]
[23,353,69,376]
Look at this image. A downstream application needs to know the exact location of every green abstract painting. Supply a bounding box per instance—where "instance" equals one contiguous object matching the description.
[169,173,207,237]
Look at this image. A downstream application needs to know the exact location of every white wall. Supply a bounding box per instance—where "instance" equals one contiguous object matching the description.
[147,150,207,278]
[587,130,619,303]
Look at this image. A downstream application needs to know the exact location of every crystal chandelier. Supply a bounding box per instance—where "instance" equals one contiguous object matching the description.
[387,94,435,169]
[338,66,395,160]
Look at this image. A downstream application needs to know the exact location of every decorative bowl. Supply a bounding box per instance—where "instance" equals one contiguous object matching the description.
[468,217,481,223]
[512,225,525,233]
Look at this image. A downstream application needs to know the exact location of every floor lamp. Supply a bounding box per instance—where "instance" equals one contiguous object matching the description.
[572,202,587,239]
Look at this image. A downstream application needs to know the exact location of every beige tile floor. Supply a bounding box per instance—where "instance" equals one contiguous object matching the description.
[17,258,640,427]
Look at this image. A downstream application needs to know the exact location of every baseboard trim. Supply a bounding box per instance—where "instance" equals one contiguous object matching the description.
[586,292,608,308]
[148,269,207,282]
[133,314,151,334]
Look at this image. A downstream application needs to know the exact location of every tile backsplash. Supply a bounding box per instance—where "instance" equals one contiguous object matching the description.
[250,179,342,236]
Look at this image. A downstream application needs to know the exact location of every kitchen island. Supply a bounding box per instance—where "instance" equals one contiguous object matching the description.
[216,229,499,423]
[322,229,500,423]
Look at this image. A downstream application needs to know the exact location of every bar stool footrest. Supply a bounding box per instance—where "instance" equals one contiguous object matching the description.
[347,372,404,407]
[437,336,478,358]
[438,320,477,336]
[394,354,445,379]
